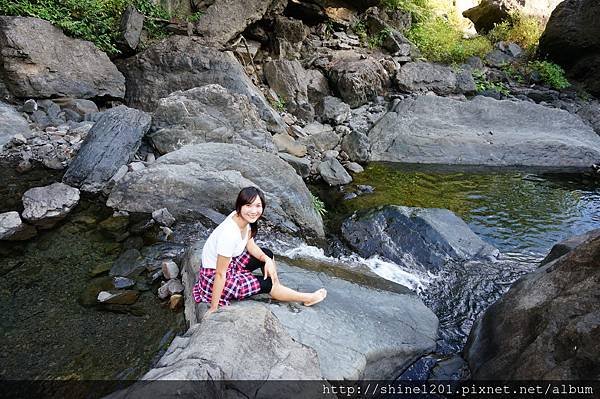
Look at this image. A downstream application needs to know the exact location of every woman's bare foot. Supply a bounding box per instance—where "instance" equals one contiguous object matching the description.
[304,288,327,307]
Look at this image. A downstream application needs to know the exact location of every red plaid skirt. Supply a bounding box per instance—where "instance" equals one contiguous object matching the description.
[192,250,262,306]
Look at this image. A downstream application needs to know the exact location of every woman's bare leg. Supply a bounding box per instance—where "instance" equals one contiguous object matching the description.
[269,282,327,306]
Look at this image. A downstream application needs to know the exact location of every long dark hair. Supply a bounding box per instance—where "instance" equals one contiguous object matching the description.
[235,186,266,239]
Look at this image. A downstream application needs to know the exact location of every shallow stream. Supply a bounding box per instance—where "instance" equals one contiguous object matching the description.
[303,163,600,352]
[0,167,186,381]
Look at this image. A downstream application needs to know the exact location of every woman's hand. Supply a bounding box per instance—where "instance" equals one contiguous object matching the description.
[263,257,279,284]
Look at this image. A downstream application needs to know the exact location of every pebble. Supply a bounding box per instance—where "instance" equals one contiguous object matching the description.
[161,260,180,280]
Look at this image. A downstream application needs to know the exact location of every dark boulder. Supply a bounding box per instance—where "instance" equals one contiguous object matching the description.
[538,0,600,96]
[464,231,600,379]
[341,206,498,272]
[63,106,151,193]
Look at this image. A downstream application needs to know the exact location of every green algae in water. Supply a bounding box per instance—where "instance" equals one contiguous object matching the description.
[0,200,186,381]
[316,163,599,256]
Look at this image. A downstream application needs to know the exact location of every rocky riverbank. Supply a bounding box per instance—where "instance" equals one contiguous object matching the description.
[1,0,600,388]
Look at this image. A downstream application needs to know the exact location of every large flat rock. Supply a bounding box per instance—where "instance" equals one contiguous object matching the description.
[265,263,439,380]
[369,95,600,168]
[173,243,438,383]
[106,143,324,238]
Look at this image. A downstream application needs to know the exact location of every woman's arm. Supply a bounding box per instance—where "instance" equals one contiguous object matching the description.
[246,237,269,262]
[246,238,278,283]
[208,254,230,313]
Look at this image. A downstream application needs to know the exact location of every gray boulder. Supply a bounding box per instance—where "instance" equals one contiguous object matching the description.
[306,69,331,105]
[538,0,600,96]
[0,211,36,241]
[318,158,352,186]
[195,0,286,46]
[263,59,314,121]
[0,17,124,100]
[0,101,31,148]
[179,242,438,381]
[341,205,499,272]
[396,62,476,95]
[328,57,391,108]
[299,130,340,152]
[107,143,324,238]
[464,231,600,379]
[315,96,351,124]
[117,36,285,133]
[278,153,311,178]
[369,95,600,167]
[272,16,309,59]
[117,5,144,53]
[263,61,307,98]
[341,130,370,163]
[63,106,151,193]
[464,0,563,32]
[106,304,323,398]
[149,85,275,154]
[21,183,80,229]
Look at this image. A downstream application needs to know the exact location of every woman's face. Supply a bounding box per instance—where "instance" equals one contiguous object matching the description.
[240,195,263,223]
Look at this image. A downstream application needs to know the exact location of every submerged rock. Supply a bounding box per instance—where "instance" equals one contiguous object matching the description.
[341,205,499,272]
[464,231,600,379]
[0,211,36,241]
[369,95,600,168]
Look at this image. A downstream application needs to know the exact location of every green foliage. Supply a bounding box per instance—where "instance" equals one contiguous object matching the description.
[310,194,327,217]
[407,17,492,64]
[367,27,392,49]
[273,98,286,112]
[501,63,526,84]
[487,12,544,54]
[528,61,570,90]
[0,0,171,55]
[473,69,510,96]
[379,0,430,23]
[186,11,203,23]
[352,20,367,42]
[499,61,570,90]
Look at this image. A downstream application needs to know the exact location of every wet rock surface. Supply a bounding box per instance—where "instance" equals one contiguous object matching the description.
[341,205,499,272]
[465,231,600,379]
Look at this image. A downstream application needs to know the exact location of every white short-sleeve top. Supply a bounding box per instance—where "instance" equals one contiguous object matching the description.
[201,211,250,269]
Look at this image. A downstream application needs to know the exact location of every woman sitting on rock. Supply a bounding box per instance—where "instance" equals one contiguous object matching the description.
[193,186,327,314]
